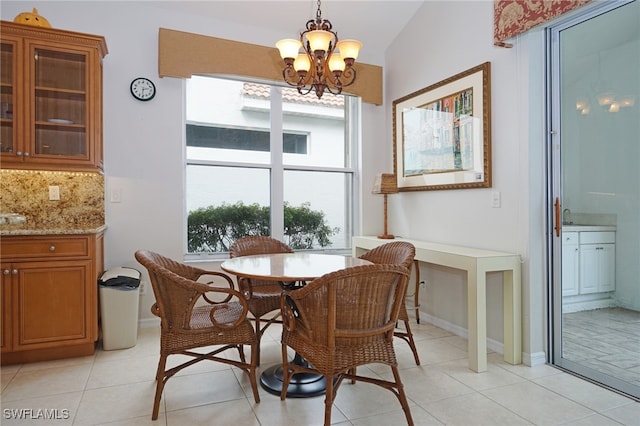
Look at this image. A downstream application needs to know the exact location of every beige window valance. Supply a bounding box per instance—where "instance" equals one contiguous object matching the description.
[158,28,382,106]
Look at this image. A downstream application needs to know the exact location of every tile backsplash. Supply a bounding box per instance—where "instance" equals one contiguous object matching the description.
[0,169,104,230]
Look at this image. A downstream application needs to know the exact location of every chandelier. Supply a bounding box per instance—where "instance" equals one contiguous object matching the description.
[275,0,362,99]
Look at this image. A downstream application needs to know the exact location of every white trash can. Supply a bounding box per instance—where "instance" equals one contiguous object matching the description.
[98,267,141,350]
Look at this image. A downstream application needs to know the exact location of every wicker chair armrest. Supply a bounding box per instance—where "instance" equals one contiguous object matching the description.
[160,267,250,330]
[196,270,235,304]
[199,284,250,327]
[150,302,161,317]
[208,299,249,329]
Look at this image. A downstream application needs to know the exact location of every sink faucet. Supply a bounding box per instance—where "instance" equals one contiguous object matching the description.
[563,208,572,224]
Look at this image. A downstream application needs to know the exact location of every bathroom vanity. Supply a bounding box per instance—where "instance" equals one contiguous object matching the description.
[562,225,616,307]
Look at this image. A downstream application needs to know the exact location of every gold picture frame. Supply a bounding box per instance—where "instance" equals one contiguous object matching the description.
[393,62,491,191]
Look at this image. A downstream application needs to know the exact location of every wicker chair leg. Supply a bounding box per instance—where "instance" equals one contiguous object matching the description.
[254,318,262,366]
[391,365,414,426]
[152,354,168,420]
[280,345,291,400]
[401,318,420,365]
[238,345,247,363]
[324,376,334,426]
[249,342,261,403]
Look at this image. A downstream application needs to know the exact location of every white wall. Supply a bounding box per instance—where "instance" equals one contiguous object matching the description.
[384,1,546,362]
[1,1,546,361]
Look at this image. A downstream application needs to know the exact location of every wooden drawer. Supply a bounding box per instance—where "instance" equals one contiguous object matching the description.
[1,235,90,260]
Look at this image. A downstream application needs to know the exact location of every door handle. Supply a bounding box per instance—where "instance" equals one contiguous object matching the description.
[554,197,561,237]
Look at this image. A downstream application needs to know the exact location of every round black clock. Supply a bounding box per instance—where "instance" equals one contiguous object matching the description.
[130,77,156,101]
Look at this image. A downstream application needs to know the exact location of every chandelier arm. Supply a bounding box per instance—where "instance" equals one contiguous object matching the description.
[297,85,314,96]
[340,67,356,86]
[282,67,300,87]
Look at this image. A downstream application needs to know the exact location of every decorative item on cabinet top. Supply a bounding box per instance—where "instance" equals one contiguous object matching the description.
[13,8,51,28]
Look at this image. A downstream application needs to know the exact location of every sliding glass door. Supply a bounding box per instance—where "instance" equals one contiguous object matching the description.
[549,0,640,399]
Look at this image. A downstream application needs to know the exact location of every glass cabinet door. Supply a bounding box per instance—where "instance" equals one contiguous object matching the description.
[30,45,89,160]
[0,40,16,156]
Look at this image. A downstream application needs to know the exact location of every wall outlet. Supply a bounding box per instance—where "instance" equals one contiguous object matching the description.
[49,185,60,201]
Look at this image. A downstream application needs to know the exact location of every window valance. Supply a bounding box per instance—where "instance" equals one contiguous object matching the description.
[494,0,593,47]
[158,28,383,105]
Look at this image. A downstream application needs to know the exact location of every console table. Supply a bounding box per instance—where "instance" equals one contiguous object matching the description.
[352,236,522,372]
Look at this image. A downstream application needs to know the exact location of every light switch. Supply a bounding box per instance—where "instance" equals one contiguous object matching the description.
[49,186,60,201]
[491,191,501,208]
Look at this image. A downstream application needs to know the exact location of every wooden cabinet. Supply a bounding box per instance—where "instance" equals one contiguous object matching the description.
[1,232,104,364]
[561,232,579,296]
[0,21,107,171]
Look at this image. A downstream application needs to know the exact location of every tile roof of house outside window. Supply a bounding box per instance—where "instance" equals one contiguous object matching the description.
[242,82,344,107]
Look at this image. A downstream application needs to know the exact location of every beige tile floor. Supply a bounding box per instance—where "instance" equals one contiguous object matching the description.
[1,319,639,425]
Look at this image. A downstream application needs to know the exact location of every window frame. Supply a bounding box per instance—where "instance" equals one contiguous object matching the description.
[183,79,361,260]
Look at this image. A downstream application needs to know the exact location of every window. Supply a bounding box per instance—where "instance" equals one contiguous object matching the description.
[185,76,359,256]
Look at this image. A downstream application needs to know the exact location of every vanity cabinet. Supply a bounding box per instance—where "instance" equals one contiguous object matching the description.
[562,229,615,297]
[579,232,615,294]
[561,232,579,296]
[0,21,107,171]
[0,232,104,364]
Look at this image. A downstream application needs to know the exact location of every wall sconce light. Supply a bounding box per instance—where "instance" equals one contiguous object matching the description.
[372,173,398,239]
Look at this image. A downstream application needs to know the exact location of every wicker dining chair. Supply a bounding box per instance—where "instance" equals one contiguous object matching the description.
[358,241,420,365]
[134,250,260,420]
[280,264,414,426]
[229,236,294,364]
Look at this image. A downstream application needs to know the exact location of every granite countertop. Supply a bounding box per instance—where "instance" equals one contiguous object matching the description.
[0,224,107,236]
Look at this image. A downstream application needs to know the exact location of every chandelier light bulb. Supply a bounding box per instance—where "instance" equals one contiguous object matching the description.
[619,95,636,107]
[336,40,362,61]
[575,97,589,111]
[294,54,311,72]
[328,52,345,72]
[597,92,615,106]
[276,39,302,60]
[609,102,620,112]
[306,30,333,53]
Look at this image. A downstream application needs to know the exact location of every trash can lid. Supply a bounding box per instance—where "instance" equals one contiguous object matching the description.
[99,267,141,289]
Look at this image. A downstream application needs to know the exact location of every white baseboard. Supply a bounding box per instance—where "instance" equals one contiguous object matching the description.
[562,298,616,313]
[138,317,160,328]
[526,351,547,366]
[420,312,540,366]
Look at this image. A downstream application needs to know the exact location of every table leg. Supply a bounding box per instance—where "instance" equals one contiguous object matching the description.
[413,260,420,324]
[503,269,522,365]
[467,271,487,372]
[260,352,327,397]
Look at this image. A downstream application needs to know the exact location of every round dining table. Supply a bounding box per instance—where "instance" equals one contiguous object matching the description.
[221,252,372,397]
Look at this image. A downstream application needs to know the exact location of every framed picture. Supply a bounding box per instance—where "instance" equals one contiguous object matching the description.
[393,62,491,191]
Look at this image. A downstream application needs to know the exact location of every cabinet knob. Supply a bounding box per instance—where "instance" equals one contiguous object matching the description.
[24,152,30,157]
[12,269,18,275]
[3,269,9,275]
[49,245,56,252]
[16,151,22,156]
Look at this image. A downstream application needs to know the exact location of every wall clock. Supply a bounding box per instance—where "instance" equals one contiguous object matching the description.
[130,77,156,101]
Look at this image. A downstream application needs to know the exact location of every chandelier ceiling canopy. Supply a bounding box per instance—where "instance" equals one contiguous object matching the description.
[276,0,362,99]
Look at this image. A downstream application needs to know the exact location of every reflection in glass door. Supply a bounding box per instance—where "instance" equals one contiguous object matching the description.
[550,0,639,400]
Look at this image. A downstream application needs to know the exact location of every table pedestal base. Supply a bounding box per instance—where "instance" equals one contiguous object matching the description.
[260,353,326,397]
